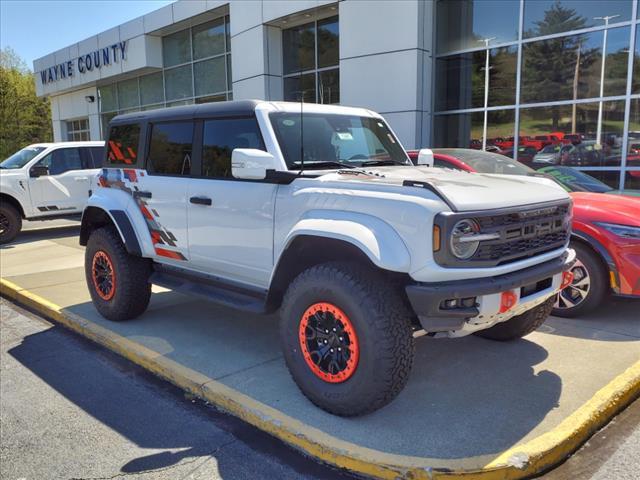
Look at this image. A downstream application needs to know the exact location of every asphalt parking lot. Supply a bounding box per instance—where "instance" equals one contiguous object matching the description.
[1,226,639,479]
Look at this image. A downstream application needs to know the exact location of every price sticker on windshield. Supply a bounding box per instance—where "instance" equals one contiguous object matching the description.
[336,132,353,141]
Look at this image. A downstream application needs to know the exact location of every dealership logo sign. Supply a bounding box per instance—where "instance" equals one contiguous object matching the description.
[39,41,127,85]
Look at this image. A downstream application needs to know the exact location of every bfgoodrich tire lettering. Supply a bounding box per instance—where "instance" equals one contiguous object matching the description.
[85,226,151,321]
[474,297,555,341]
[280,262,414,416]
[0,203,22,245]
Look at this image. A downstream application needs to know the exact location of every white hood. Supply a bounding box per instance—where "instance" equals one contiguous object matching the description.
[318,166,569,212]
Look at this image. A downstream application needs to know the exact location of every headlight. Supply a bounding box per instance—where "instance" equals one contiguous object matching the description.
[594,222,640,239]
[450,219,481,259]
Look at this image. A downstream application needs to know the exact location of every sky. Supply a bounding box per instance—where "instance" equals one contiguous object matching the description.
[1,0,175,70]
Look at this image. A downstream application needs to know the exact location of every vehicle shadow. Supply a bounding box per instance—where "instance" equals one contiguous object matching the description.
[0,225,80,249]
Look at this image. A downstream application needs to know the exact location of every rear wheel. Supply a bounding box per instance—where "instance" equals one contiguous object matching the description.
[0,203,22,245]
[474,297,555,341]
[85,226,151,321]
[280,262,414,416]
[552,242,607,318]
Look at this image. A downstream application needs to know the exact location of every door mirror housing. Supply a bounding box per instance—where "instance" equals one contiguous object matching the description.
[30,165,49,177]
[416,148,434,167]
[231,149,278,180]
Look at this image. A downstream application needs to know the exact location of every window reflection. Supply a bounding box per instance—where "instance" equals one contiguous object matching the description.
[623,171,640,191]
[436,0,519,54]
[435,46,516,110]
[523,0,631,39]
[433,110,514,150]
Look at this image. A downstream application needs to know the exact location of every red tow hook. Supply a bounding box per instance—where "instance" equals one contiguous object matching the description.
[560,270,574,290]
[499,290,518,313]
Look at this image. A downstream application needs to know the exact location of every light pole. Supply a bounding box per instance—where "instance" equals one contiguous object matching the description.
[479,37,495,151]
[594,15,620,149]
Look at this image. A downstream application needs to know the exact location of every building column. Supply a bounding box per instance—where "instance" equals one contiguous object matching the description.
[338,0,434,149]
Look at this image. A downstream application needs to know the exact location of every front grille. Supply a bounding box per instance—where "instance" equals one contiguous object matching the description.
[434,201,571,268]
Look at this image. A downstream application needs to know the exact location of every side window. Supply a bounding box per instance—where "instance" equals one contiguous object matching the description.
[107,124,140,165]
[38,148,83,175]
[86,147,105,168]
[202,118,265,178]
[148,122,194,175]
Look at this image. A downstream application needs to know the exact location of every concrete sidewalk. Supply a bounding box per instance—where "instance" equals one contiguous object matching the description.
[1,227,639,479]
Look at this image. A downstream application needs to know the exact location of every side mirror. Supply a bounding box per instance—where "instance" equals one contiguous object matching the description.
[30,165,49,177]
[416,148,434,167]
[231,149,278,180]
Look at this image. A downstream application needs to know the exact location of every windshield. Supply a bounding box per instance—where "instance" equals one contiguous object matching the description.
[432,148,534,175]
[537,166,613,193]
[1,146,46,169]
[269,112,410,169]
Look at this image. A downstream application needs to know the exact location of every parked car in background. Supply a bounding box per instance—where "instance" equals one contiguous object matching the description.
[503,146,538,165]
[407,148,640,317]
[555,192,640,317]
[0,141,104,243]
[533,144,574,166]
[562,141,602,167]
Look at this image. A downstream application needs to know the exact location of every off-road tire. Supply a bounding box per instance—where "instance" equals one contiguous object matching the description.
[0,203,22,245]
[474,296,555,341]
[552,242,607,318]
[280,262,415,416]
[85,226,151,321]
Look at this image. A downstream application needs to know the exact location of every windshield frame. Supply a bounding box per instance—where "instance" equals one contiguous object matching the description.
[1,146,47,170]
[268,112,411,170]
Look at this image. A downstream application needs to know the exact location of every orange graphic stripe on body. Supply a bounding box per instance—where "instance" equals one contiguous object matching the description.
[139,204,154,221]
[155,247,186,260]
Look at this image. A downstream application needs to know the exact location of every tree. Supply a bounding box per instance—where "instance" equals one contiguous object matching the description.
[0,47,52,159]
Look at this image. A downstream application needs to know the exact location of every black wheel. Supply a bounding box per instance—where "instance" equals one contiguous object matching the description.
[0,203,22,245]
[280,262,414,416]
[85,226,151,321]
[552,242,607,318]
[474,297,555,341]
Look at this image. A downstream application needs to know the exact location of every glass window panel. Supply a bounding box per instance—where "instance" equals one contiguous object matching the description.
[521,28,629,104]
[147,122,194,175]
[433,110,515,151]
[117,78,139,110]
[107,123,140,165]
[139,72,164,105]
[318,68,339,104]
[164,65,193,101]
[317,16,339,68]
[575,170,621,189]
[166,99,194,107]
[201,118,265,178]
[435,46,516,111]
[192,18,225,60]
[99,84,117,112]
[523,0,631,39]
[227,54,232,89]
[519,101,625,167]
[194,56,226,96]
[284,73,316,102]
[633,25,640,93]
[141,103,165,111]
[163,29,191,67]
[101,112,118,140]
[195,95,226,104]
[225,15,230,53]
[623,170,640,191]
[436,0,520,54]
[283,22,315,74]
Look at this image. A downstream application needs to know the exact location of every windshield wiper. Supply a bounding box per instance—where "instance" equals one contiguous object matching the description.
[360,159,408,167]
[293,161,356,170]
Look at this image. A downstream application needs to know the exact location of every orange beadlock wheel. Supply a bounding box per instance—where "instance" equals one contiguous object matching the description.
[91,250,116,301]
[298,302,359,383]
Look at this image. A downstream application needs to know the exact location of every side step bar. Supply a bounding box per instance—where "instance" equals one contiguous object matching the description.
[150,270,268,314]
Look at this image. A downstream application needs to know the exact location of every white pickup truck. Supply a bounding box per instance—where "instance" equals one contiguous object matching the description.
[0,141,104,243]
[80,101,575,416]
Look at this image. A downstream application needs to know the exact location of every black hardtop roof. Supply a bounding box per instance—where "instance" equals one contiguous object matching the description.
[110,100,262,125]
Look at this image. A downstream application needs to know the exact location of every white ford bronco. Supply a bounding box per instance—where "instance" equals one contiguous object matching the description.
[80,101,575,416]
[0,141,104,243]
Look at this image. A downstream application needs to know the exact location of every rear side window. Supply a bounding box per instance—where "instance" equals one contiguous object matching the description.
[107,124,140,165]
[147,122,194,175]
[202,118,265,178]
[85,147,105,168]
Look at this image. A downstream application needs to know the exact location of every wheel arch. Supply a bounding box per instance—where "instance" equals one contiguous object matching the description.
[0,193,26,218]
[570,232,617,293]
[80,206,141,256]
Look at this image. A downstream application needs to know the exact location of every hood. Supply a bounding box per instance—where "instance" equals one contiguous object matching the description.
[317,166,569,212]
[571,192,640,226]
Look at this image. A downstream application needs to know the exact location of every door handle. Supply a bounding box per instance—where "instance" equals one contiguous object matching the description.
[190,196,212,206]
[133,190,152,199]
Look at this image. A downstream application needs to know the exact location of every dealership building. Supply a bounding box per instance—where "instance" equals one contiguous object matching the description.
[34,0,640,190]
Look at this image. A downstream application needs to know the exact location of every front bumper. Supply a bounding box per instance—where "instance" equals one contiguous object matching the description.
[406,250,576,334]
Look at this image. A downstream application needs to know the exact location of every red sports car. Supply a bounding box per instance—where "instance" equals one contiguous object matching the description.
[407,148,640,316]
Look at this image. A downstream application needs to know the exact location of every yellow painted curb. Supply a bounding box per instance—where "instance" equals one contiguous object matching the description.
[2,276,639,480]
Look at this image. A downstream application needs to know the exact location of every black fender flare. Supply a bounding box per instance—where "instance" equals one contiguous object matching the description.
[571,231,618,293]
